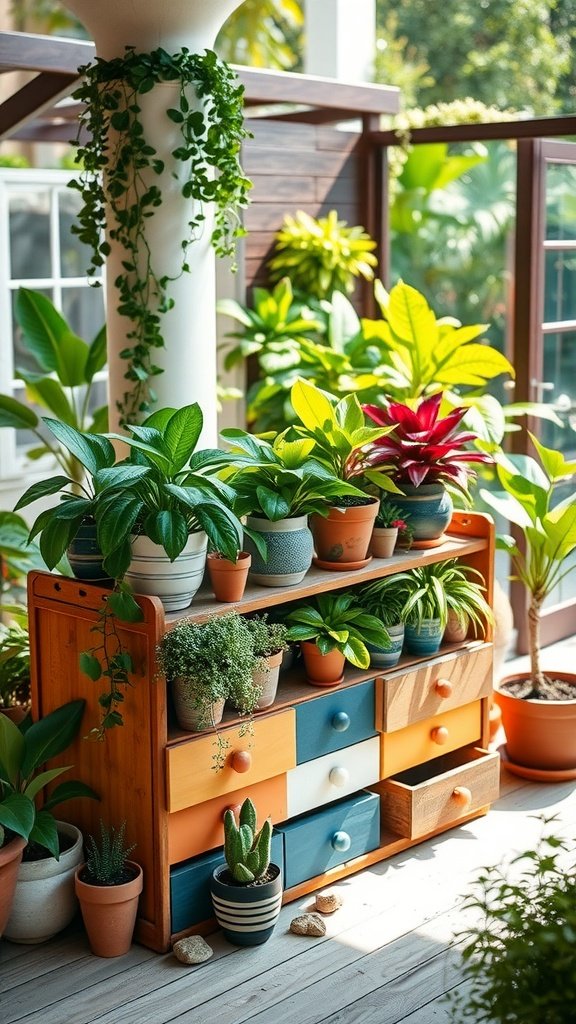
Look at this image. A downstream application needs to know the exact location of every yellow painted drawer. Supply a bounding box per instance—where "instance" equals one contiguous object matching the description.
[168,774,288,864]
[166,708,296,812]
[376,645,492,733]
[287,736,380,818]
[378,746,500,839]
[381,700,483,778]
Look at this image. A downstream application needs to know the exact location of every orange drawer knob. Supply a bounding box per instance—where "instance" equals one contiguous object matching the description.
[434,679,453,698]
[430,725,449,745]
[452,786,472,809]
[222,804,242,821]
[231,750,252,773]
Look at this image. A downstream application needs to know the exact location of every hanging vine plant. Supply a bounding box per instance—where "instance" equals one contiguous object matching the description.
[70,46,252,424]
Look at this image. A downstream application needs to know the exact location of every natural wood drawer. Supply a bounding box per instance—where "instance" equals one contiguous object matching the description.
[375,645,492,733]
[166,709,296,812]
[168,774,288,864]
[287,736,381,818]
[376,746,500,839]
[380,700,483,778]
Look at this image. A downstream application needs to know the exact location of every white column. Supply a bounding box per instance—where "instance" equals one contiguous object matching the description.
[304,0,376,82]
[62,0,243,444]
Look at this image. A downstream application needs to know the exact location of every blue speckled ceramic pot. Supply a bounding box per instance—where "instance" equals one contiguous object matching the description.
[404,618,444,656]
[392,484,453,546]
[367,623,405,668]
[245,515,313,587]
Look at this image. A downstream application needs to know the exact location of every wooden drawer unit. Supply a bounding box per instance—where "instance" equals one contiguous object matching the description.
[168,774,288,864]
[381,700,483,778]
[287,736,380,818]
[170,832,285,934]
[277,791,381,890]
[377,747,500,839]
[166,709,296,812]
[295,680,377,764]
[376,645,492,733]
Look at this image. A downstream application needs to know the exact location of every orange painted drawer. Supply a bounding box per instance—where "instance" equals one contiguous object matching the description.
[378,746,500,839]
[168,774,287,864]
[166,708,296,812]
[380,700,483,778]
[376,645,492,733]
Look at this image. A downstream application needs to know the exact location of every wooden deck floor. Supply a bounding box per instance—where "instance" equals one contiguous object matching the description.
[1,757,575,1024]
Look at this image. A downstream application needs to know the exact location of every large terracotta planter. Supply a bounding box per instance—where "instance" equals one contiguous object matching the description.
[391,484,453,548]
[495,672,576,779]
[311,498,379,567]
[206,551,251,603]
[0,704,30,726]
[5,822,83,944]
[0,835,26,937]
[300,642,345,687]
[210,862,282,946]
[75,861,143,957]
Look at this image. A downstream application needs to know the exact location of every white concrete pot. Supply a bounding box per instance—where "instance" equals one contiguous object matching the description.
[126,532,207,612]
[5,822,83,944]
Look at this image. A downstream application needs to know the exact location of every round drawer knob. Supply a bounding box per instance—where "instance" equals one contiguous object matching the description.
[434,679,453,698]
[452,786,472,809]
[231,750,252,773]
[329,766,349,787]
[331,830,351,853]
[222,804,242,822]
[430,725,449,745]
[331,711,350,732]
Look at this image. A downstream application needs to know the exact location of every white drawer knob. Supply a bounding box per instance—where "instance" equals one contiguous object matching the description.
[331,830,351,852]
[329,766,349,787]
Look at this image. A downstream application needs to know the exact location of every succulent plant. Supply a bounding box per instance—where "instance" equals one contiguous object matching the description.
[223,798,272,884]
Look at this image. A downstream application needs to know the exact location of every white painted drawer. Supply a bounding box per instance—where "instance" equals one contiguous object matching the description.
[286,736,381,818]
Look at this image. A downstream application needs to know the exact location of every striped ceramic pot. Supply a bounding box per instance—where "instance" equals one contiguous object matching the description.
[404,619,444,656]
[367,623,405,668]
[210,863,283,946]
[125,532,207,612]
[391,484,453,547]
[67,519,112,583]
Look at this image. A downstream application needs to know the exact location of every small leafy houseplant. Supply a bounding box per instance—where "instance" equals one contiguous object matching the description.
[447,821,576,1024]
[82,820,136,886]
[71,46,251,423]
[371,498,410,558]
[75,820,143,958]
[210,797,282,946]
[357,575,412,668]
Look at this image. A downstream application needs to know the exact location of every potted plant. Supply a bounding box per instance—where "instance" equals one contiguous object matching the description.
[447,823,576,1023]
[363,392,492,546]
[75,820,143,958]
[357,576,413,668]
[156,612,262,766]
[0,699,99,944]
[440,560,493,643]
[0,619,31,724]
[206,548,252,603]
[370,499,409,558]
[288,380,393,568]
[285,592,391,686]
[221,427,366,584]
[95,403,244,610]
[244,615,289,709]
[480,434,576,778]
[382,563,451,657]
[209,797,282,946]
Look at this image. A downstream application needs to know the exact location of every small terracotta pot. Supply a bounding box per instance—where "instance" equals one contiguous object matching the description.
[370,526,398,558]
[0,704,30,726]
[206,551,251,603]
[495,672,576,775]
[300,642,345,687]
[0,835,26,937]
[75,861,143,957]
[311,499,379,566]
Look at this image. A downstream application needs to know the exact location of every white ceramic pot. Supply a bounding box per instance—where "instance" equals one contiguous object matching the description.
[5,822,83,944]
[126,532,207,612]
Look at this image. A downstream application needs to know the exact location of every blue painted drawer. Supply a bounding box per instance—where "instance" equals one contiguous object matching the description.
[170,832,284,934]
[295,680,377,764]
[277,790,380,889]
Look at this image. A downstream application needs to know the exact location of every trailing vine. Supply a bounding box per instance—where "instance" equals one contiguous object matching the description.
[70,46,252,424]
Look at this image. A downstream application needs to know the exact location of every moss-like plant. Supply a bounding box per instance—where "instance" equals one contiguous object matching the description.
[71,46,251,423]
[244,615,289,658]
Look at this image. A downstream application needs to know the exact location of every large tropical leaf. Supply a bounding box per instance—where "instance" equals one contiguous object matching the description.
[44,419,115,475]
[15,288,88,386]
[0,394,39,429]
[0,794,35,840]
[164,404,203,472]
[20,699,86,779]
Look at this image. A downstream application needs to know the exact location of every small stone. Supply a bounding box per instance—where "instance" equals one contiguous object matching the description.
[290,913,327,937]
[315,891,343,915]
[173,936,214,964]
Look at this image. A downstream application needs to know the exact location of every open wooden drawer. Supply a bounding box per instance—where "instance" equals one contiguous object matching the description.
[375,746,500,839]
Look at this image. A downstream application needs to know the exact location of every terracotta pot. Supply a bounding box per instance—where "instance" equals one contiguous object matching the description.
[310,499,379,567]
[443,610,469,644]
[0,835,26,937]
[495,672,576,776]
[206,551,251,603]
[253,650,283,709]
[370,526,398,558]
[75,861,143,957]
[300,642,345,687]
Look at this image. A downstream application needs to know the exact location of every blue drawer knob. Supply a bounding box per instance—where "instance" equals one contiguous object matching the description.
[331,830,351,853]
[331,711,350,732]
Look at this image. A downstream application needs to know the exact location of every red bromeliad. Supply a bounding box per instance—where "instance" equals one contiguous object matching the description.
[361,393,492,496]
